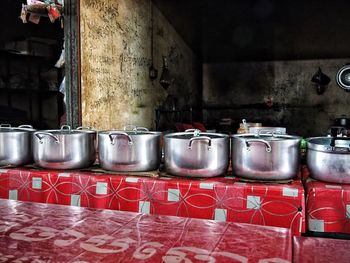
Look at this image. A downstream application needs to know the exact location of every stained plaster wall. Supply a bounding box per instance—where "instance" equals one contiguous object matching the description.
[203,59,350,137]
[80,0,200,130]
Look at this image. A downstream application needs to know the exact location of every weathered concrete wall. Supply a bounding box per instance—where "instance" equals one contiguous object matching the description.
[203,59,350,136]
[80,0,200,130]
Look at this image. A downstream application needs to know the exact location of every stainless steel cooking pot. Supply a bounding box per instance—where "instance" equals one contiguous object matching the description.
[0,124,35,166]
[33,125,96,169]
[231,133,301,180]
[307,137,350,183]
[98,127,162,172]
[164,130,229,177]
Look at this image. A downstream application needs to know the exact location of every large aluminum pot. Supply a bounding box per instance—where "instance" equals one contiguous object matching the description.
[0,124,35,166]
[98,127,162,172]
[33,125,96,169]
[307,137,350,183]
[164,130,229,177]
[232,133,301,180]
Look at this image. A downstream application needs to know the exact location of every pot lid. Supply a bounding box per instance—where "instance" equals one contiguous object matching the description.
[336,64,350,91]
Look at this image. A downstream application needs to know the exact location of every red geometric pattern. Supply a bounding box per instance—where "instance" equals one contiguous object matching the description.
[0,167,305,235]
[306,179,350,233]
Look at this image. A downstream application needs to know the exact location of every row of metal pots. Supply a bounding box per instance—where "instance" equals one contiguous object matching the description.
[0,125,349,183]
[0,125,162,172]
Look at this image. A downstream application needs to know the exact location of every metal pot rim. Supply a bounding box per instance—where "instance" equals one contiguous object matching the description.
[99,130,162,136]
[0,127,36,133]
[164,132,229,139]
[34,130,95,135]
[232,133,301,140]
[307,136,350,153]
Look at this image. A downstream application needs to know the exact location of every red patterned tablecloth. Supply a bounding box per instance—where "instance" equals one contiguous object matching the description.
[0,167,305,235]
[0,199,293,262]
[306,179,350,233]
[293,236,350,263]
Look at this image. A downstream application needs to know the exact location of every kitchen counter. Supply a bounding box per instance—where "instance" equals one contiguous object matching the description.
[0,166,305,235]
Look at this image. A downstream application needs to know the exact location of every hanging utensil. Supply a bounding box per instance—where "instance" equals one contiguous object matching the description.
[159,56,172,89]
[311,67,330,95]
[149,1,158,80]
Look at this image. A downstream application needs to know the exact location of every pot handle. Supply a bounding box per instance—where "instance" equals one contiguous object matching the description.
[134,127,149,132]
[329,137,350,150]
[35,132,60,144]
[60,125,71,131]
[245,139,272,152]
[124,124,137,131]
[257,129,282,137]
[76,126,92,130]
[123,125,149,133]
[0,124,11,127]
[188,136,211,150]
[185,129,201,137]
[18,125,33,129]
[108,131,133,145]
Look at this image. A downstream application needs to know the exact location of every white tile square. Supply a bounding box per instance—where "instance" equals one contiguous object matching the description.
[32,177,42,189]
[125,177,139,183]
[214,208,227,222]
[9,190,18,200]
[70,195,81,207]
[58,173,71,177]
[96,182,108,195]
[308,219,324,232]
[139,201,150,214]
[246,195,261,210]
[346,205,350,219]
[167,189,180,202]
[199,182,214,190]
[325,185,342,189]
[282,187,298,197]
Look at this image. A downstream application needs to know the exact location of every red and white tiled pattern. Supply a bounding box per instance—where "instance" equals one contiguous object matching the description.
[0,168,305,235]
[306,179,350,233]
[0,199,293,262]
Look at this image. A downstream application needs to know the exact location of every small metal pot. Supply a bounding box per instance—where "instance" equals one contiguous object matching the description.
[231,133,301,180]
[307,137,350,183]
[164,130,229,177]
[33,125,96,169]
[0,124,35,166]
[98,127,162,172]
